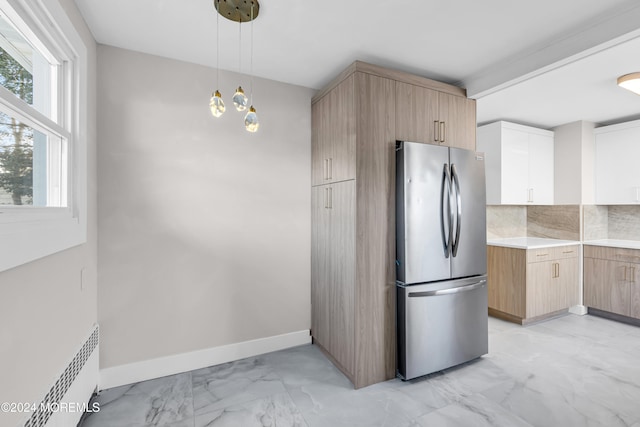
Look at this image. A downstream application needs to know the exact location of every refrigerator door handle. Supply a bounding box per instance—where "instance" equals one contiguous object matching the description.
[451,163,462,257]
[408,279,486,298]
[441,163,453,258]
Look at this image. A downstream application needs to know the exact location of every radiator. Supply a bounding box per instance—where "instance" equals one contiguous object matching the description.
[23,325,99,427]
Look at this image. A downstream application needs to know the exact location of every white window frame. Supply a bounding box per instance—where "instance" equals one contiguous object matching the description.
[0,0,88,272]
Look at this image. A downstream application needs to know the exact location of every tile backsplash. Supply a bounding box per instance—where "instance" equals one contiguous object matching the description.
[486,206,526,239]
[527,205,580,241]
[489,204,640,242]
[608,205,640,240]
[583,205,608,240]
[487,205,580,240]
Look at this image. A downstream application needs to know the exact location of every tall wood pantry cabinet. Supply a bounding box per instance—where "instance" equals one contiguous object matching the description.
[311,61,476,388]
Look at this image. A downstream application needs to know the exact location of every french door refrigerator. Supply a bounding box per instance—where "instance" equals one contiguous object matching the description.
[396,141,488,380]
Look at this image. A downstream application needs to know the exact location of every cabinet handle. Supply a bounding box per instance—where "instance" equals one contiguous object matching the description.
[631,266,636,283]
[551,262,559,278]
[434,121,439,142]
[562,250,574,254]
[440,121,445,143]
[329,158,333,180]
[324,187,328,209]
[636,187,640,203]
[527,188,533,203]
[536,253,549,257]
[329,187,332,209]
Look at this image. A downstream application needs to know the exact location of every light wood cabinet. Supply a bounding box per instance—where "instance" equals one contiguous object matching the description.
[395,81,476,150]
[311,181,356,374]
[583,245,640,319]
[311,61,475,388]
[488,244,578,324]
[594,119,640,204]
[477,121,554,205]
[311,75,356,186]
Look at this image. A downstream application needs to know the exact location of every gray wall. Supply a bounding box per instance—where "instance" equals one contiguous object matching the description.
[97,45,314,369]
[0,0,97,424]
[553,120,596,204]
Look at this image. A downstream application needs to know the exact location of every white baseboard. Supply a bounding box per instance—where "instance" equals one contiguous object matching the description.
[569,305,588,315]
[99,330,311,390]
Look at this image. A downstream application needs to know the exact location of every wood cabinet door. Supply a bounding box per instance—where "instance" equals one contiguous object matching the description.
[629,261,640,319]
[439,92,476,151]
[557,257,579,309]
[526,260,554,318]
[328,75,356,183]
[395,81,438,144]
[311,186,331,347]
[584,258,630,316]
[311,95,329,186]
[327,180,356,376]
[526,257,577,318]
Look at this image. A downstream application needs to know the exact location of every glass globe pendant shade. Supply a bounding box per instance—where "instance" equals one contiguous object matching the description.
[244,106,259,132]
[233,86,248,111]
[209,90,225,118]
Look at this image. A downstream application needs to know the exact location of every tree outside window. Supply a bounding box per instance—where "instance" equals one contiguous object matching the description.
[0,45,33,205]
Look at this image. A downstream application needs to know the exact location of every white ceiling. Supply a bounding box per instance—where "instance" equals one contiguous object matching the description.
[75,0,640,129]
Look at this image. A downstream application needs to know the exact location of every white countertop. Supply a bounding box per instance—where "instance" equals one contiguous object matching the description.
[583,239,640,250]
[487,237,581,249]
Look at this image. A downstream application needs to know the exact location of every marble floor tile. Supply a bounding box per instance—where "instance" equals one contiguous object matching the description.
[482,377,631,427]
[80,373,193,427]
[78,314,640,427]
[193,392,307,427]
[287,377,433,427]
[414,393,533,427]
[191,357,286,416]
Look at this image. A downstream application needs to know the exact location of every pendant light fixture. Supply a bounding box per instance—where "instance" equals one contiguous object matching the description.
[244,3,259,132]
[209,1,225,118]
[211,0,260,131]
[618,72,640,96]
[233,18,248,112]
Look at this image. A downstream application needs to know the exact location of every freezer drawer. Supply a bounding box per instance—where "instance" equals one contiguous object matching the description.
[397,276,488,380]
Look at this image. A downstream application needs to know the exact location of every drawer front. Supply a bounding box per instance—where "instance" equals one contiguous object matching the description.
[584,245,640,262]
[527,245,579,263]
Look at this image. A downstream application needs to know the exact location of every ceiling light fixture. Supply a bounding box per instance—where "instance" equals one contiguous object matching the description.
[211,0,260,132]
[617,73,640,96]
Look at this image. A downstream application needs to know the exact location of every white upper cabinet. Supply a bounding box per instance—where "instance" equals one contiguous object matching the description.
[595,120,640,205]
[477,121,554,205]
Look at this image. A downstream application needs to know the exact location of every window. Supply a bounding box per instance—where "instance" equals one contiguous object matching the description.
[0,0,88,272]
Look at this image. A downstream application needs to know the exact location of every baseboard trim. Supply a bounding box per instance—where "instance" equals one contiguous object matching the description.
[99,330,311,390]
[569,305,588,315]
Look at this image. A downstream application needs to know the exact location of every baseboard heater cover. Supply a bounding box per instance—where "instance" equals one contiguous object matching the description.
[24,325,99,427]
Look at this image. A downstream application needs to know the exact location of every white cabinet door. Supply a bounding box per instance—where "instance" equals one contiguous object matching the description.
[478,121,554,205]
[528,133,554,204]
[596,125,640,204]
[501,128,529,204]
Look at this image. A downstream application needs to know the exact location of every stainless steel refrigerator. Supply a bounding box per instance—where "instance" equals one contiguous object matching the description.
[396,141,488,380]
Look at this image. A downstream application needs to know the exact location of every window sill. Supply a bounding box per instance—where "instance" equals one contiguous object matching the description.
[0,212,86,272]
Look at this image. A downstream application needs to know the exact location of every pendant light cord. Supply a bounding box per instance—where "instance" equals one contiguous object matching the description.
[238,15,242,75]
[250,4,254,104]
[216,0,220,87]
